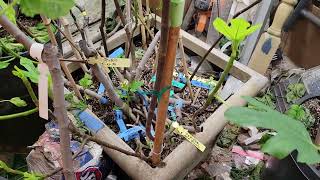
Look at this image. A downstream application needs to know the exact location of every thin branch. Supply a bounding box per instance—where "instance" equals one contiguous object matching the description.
[113,0,136,61]
[16,20,42,43]
[100,0,109,57]
[52,20,86,61]
[69,124,150,162]
[134,31,160,79]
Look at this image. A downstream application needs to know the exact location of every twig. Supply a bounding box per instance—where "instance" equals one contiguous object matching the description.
[192,87,201,106]
[107,20,121,38]
[100,0,109,57]
[69,9,86,40]
[16,20,42,43]
[134,31,160,79]
[113,0,136,61]
[69,124,150,162]
[178,36,194,100]
[133,9,155,39]
[59,58,86,63]
[133,108,146,118]
[52,20,86,61]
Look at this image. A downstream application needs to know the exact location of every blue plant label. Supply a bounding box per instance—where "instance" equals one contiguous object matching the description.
[118,126,144,142]
[114,110,127,133]
[78,111,104,133]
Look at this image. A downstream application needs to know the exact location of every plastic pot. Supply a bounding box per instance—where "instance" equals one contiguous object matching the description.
[262,151,320,180]
[0,57,46,152]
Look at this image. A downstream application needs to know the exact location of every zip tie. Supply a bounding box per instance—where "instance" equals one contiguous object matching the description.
[151,145,163,155]
[30,43,44,62]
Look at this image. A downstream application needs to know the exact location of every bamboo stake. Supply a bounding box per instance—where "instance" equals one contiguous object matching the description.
[151,0,185,165]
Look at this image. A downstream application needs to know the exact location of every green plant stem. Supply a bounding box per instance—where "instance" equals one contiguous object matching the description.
[0,107,38,120]
[16,67,39,106]
[191,48,237,131]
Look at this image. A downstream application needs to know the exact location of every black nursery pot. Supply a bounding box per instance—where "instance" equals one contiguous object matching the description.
[261,151,320,180]
[0,57,46,153]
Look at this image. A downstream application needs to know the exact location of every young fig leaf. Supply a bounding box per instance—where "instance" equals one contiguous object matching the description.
[0,0,16,24]
[212,18,261,44]
[19,0,75,19]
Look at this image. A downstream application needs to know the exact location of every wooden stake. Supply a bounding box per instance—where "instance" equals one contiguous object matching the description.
[151,0,185,165]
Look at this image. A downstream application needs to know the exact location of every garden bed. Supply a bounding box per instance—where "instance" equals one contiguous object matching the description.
[64,17,268,179]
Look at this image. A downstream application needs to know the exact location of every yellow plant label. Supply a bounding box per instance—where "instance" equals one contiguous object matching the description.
[171,122,206,152]
[88,57,131,68]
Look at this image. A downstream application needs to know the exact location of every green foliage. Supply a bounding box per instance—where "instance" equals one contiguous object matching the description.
[0,37,25,53]
[286,83,306,103]
[225,96,320,164]
[249,91,275,110]
[19,0,75,19]
[79,73,93,89]
[286,104,315,130]
[213,18,261,49]
[9,97,27,107]
[65,93,87,111]
[135,48,145,59]
[0,160,44,180]
[29,23,57,43]
[19,57,39,83]
[0,0,16,24]
[0,57,14,70]
[118,80,144,102]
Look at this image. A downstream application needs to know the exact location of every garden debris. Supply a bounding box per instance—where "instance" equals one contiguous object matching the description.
[232,146,265,167]
[217,124,240,148]
[26,122,109,179]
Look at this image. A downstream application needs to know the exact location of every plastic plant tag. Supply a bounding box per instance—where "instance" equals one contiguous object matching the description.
[38,63,49,120]
[150,75,185,89]
[97,47,125,102]
[88,57,131,68]
[171,122,206,152]
[114,110,127,133]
